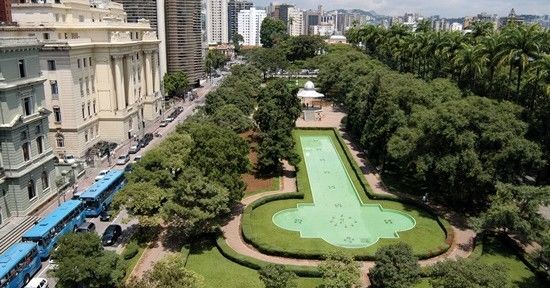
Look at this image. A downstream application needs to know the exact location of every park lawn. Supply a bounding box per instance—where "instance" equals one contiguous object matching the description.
[242,129,447,258]
[185,242,322,288]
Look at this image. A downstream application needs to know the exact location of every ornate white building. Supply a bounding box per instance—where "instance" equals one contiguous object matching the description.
[237,7,266,46]
[2,0,163,159]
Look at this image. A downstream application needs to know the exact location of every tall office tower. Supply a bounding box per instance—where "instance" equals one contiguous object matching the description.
[165,0,203,85]
[227,0,252,41]
[238,7,266,46]
[0,0,12,23]
[287,7,303,36]
[304,9,319,35]
[6,0,163,159]
[206,0,228,44]
[114,0,159,30]
[277,3,293,25]
[0,37,57,221]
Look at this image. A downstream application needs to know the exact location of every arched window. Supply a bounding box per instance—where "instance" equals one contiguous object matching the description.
[41,172,49,190]
[27,180,36,200]
[56,133,64,148]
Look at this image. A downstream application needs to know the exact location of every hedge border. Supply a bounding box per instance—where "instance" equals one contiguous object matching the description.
[215,237,322,277]
[240,128,453,260]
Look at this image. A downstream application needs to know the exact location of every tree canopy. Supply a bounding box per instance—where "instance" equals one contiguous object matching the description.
[258,264,297,288]
[427,258,509,288]
[260,17,288,48]
[163,71,189,98]
[126,254,204,288]
[319,253,361,288]
[369,243,420,288]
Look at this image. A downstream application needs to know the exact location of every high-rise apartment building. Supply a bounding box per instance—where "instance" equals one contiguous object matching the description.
[0,37,56,222]
[238,7,266,46]
[227,0,252,41]
[1,0,12,24]
[287,7,303,36]
[165,0,203,84]
[207,0,228,44]
[277,3,293,25]
[5,0,163,159]
[114,0,159,30]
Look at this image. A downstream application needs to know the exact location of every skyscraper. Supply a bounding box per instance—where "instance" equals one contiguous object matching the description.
[115,0,159,30]
[165,0,203,85]
[207,0,228,44]
[227,0,252,41]
[238,8,266,46]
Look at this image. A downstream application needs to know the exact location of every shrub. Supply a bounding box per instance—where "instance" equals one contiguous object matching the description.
[123,241,139,260]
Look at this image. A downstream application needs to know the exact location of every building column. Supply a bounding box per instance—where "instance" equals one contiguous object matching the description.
[153,52,160,94]
[144,50,154,96]
[125,55,133,106]
[113,55,126,111]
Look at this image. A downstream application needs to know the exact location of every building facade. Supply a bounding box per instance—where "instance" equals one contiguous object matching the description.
[165,0,203,85]
[206,0,228,44]
[5,0,163,159]
[237,7,266,46]
[1,0,12,24]
[287,7,303,36]
[227,0,251,41]
[0,37,57,222]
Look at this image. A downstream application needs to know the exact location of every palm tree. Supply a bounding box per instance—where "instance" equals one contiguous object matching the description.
[453,43,484,89]
[476,34,502,96]
[470,21,495,39]
[497,24,545,100]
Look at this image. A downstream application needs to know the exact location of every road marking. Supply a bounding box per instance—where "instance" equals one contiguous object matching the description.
[36,264,50,277]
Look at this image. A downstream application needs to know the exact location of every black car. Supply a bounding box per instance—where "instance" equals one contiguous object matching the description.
[141,133,153,147]
[99,210,111,222]
[101,224,122,246]
[124,163,133,173]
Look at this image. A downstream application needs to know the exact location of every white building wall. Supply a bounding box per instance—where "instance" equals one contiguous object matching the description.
[237,8,266,46]
[287,7,304,36]
[207,0,229,44]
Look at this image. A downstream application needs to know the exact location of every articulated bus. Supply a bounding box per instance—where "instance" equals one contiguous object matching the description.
[0,243,41,288]
[21,200,86,260]
[79,169,125,217]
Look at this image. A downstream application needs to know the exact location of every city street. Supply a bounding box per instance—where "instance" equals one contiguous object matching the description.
[31,74,223,286]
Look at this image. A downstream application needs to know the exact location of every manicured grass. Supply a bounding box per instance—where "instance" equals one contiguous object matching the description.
[185,242,322,288]
[123,244,146,282]
[242,129,448,259]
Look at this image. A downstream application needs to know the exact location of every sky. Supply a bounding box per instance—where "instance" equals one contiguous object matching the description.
[254,0,550,18]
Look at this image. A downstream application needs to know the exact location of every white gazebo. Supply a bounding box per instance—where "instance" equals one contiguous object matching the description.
[297,81,325,121]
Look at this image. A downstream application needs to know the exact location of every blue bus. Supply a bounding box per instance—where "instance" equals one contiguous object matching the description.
[79,169,125,217]
[21,200,85,260]
[0,243,41,288]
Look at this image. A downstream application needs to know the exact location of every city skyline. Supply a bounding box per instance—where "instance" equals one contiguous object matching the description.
[255,0,550,18]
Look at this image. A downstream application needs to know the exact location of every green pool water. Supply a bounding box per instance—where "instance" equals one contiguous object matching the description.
[272,135,416,248]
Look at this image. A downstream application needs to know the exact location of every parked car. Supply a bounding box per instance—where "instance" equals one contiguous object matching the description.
[165,116,174,123]
[24,278,48,288]
[76,222,96,233]
[124,163,133,172]
[94,169,110,181]
[99,210,111,222]
[128,143,141,154]
[101,224,122,246]
[141,133,153,147]
[133,155,142,162]
[63,155,76,164]
[116,154,130,165]
[159,120,169,127]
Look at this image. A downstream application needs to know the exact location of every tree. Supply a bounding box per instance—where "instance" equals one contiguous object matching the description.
[428,259,508,288]
[205,50,228,78]
[211,104,252,133]
[260,17,288,48]
[126,254,204,288]
[114,182,166,223]
[319,253,360,288]
[416,19,432,32]
[369,243,420,288]
[52,233,126,288]
[282,35,326,61]
[250,47,289,79]
[232,32,244,54]
[163,71,189,97]
[258,264,297,288]
[471,183,550,240]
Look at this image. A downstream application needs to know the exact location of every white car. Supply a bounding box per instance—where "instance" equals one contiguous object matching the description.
[116,154,130,165]
[94,169,110,181]
[159,120,168,127]
[64,155,76,164]
[24,278,48,288]
[133,155,142,162]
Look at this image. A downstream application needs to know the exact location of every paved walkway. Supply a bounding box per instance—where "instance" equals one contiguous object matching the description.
[220,103,476,287]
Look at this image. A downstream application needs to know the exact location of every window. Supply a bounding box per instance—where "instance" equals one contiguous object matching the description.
[95,125,99,135]
[91,76,95,92]
[37,136,43,154]
[22,142,30,161]
[47,60,56,70]
[90,128,94,138]
[50,80,58,96]
[79,15,84,22]
[43,33,50,40]
[77,59,81,68]
[53,107,61,122]
[83,58,87,67]
[55,14,59,22]
[84,131,88,142]
[87,102,90,116]
[23,97,32,116]
[35,125,41,134]
[79,78,83,97]
[89,57,92,66]
[18,59,26,78]
[27,180,36,200]
[85,77,89,94]
[56,134,64,147]
[20,131,27,141]
[93,100,96,114]
[41,172,49,190]
[81,104,85,119]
